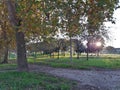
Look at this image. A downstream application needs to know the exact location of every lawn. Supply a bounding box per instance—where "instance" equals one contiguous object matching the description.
[0,64,16,71]
[0,71,76,90]
[28,54,120,70]
[0,54,120,90]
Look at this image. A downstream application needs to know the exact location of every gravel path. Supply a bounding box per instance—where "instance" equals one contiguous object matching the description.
[29,64,120,90]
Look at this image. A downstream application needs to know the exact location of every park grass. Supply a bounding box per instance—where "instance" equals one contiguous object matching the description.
[28,54,120,70]
[1,54,120,90]
[0,71,76,90]
[0,54,119,89]
[0,64,17,71]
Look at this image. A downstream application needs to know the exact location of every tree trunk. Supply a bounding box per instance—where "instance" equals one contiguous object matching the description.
[5,0,29,71]
[1,45,9,64]
[87,51,89,60]
[50,53,52,58]
[1,23,8,64]
[77,52,80,59]
[97,50,100,57]
[57,49,60,59]
[61,51,65,56]
[34,51,37,63]
[16,31,28,71]
[70,36,72,61]
[86,43,89,60]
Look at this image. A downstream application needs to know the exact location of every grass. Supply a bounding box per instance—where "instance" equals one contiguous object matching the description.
[0,64,17,71]
[0,72,77,90]
[28,54,120,70]
[0,54,120,89]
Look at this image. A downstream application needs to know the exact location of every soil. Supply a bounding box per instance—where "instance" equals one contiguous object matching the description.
[29,64,120,90]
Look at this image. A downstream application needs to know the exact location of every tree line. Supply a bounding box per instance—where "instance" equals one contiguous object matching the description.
[0,0,119,71]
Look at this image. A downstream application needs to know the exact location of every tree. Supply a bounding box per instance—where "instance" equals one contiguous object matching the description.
[83,0,119,60]
[87,35,104,54]
[4,0,61,71]
[56,38,68,59]
[1,0,119,70]
[55,0,119,60]
[74,39,85,59]
[57,0,85,60]
[105,46,116,54]
[5,0,28,71]
[4,0,58,71]
[0,1,15,63]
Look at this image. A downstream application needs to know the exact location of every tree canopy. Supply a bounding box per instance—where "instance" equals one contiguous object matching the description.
[0,0,119,71]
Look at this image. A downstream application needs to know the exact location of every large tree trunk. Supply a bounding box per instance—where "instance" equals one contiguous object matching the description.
[16,31,28,71]
[5,0,28,71]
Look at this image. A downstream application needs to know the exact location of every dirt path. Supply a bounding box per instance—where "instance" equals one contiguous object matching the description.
[29,64,120,90]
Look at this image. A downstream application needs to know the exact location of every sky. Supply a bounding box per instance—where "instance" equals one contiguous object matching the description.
[105,8,120,48]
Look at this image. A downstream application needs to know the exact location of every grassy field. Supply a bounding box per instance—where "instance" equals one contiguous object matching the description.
[0,71,76,90]
[0,54,120,90]
[28,54,120,70]
[0,64,16,71]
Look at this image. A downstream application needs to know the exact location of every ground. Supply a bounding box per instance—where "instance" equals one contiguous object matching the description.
[29,64,120,90]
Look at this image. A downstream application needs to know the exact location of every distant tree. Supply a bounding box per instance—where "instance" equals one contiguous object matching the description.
[105,46,116,54]
[87,35,104,58]
[56,39,68,59]
[60,40,68,56]
[74,39,85,59]
[1,0,119,69]
[57,0,84,60]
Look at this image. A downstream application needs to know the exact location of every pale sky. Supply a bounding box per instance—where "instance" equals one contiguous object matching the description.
[106,8,120,48]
